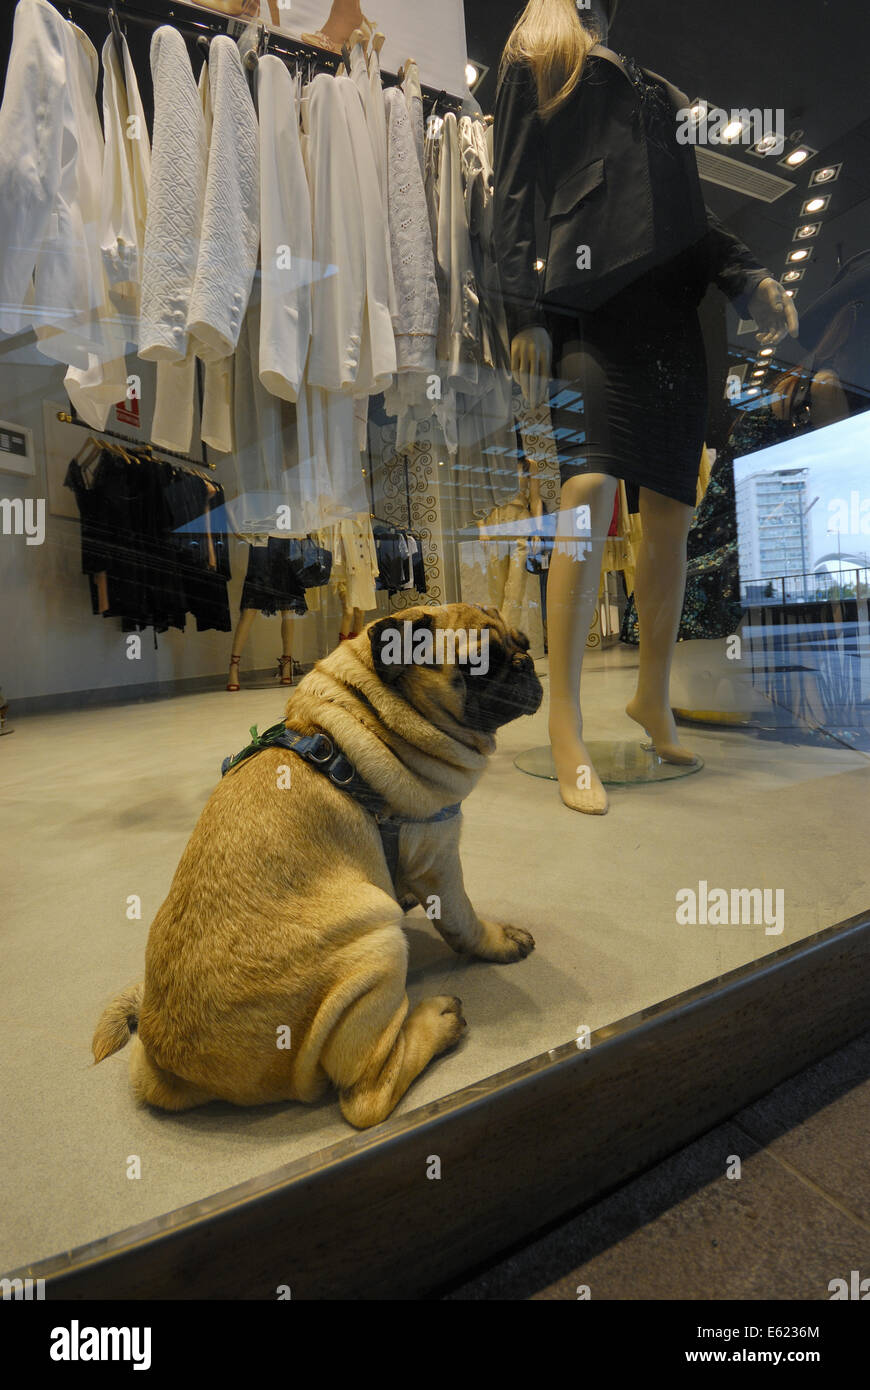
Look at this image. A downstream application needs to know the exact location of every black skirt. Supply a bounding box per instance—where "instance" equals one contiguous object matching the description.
[240,538,308,616]
[547,261,709,512]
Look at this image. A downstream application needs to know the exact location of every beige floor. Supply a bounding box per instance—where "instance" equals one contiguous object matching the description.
[2,645,868,1274]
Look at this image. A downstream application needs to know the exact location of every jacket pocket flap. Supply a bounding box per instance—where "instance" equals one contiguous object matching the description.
[549,158,605,219]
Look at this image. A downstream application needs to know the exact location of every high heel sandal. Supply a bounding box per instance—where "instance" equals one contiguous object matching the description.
[226,655,242,692]
[277,655,294,686]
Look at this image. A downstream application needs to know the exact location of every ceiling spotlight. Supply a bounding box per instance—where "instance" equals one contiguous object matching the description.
[688,97,710,124]
[785,289,797,299]
[464,58,488,92]
[533,258,546,272]
[802,195,829,215]
[722,119,745,143]
[794,222,821,240]
[752,133,782,157]
[747,387,761,396]
[779,144,817,169]
[788,248,810,262]
[752,369,766,378]
[783,268,804,283]
[759,348,774,357]
[809,163,842,186]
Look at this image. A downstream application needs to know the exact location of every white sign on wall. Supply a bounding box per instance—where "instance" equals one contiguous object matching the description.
[255,0,470,98]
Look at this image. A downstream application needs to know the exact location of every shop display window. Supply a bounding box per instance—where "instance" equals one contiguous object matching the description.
[1,0,868,1297]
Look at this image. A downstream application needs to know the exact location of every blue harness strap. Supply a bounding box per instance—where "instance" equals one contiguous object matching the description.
[221,722,460,889]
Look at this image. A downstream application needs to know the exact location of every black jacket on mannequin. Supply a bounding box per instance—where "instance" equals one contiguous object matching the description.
[493,45,771,339]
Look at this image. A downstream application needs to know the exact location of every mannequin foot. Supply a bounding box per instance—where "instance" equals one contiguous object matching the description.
[625,694,699,765]
[549,717,609,815]
[226,655,241,693]
[277,655,294,687]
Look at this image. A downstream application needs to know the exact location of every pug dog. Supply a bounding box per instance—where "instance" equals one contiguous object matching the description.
[92,604,543,1129]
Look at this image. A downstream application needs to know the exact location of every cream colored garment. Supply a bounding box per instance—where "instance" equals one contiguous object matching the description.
[336,76,396,394]
[304,74,366,393]
[65,32,152,429]
[186,36,259,363]
[477,497,530,633]
[149,61,209,453]
[330,517,379,613]
[257,56,312,402]
[150,53,240,455]
[383,86,438,373]
[347,37,395,326]
[138,26,206,363]
[0,0,109,369]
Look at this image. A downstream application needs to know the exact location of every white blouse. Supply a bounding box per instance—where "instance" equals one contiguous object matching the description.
[0,0,104,367]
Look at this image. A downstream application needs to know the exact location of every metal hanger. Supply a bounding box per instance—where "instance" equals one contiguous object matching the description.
[107,7,125,67]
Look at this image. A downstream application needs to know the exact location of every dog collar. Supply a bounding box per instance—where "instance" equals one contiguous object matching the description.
[221,722,460,887]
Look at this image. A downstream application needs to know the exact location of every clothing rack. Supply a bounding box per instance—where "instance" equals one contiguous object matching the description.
[61,0,465,113]
[56,410,217,473]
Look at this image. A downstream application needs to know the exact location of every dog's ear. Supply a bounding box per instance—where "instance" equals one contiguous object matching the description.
[369,612,436,684]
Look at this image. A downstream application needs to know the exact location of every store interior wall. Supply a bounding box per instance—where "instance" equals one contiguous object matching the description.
[0,345,335,703]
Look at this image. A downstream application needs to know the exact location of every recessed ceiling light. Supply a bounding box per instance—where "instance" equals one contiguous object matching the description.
[809,163,841,185]
[794,222,821,240]
[722,119,745,143]
[747,387,760,396]
[778,144,818,169]
[788,248,810,262]
[752,133,782,157]
[785,289,797,298]
[753,369,765,377]
[465,63,479,86]
[783,268,804,282]
[803,196,829,214]
[759,348,774,357]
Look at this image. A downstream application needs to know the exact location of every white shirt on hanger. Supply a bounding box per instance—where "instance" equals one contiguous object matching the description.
[0,0,104,367]
[257,55,312,403]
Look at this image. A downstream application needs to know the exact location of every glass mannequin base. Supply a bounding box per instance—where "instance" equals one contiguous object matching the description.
[514,742,705,786]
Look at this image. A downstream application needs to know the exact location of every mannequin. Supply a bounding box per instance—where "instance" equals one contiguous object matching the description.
[338,600,365,642]
[302,2,370,53]
[226,538,309,690]
[227,609,296,691]
[494,0,798,813]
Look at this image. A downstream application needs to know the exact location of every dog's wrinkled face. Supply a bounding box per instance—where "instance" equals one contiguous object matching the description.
[368,604,543,736]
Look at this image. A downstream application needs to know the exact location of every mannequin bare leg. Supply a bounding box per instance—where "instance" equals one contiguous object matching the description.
[227,607,258,691]
[547,472,617,814]
[625,487,698,764]
[277,611,295,685]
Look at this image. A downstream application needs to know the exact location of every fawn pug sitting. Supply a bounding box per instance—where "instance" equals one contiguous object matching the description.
[93,604,543,1128]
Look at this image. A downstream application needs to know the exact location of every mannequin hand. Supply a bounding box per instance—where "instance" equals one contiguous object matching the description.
[750,277,799,347]
[511,327,553,411]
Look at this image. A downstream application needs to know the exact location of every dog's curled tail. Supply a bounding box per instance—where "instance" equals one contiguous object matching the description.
[92,983,144,1063]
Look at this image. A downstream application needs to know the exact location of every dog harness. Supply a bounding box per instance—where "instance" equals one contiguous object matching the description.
[221,722,461,888]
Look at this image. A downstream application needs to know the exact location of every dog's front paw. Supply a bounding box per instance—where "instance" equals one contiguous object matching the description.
[475,920,536,964]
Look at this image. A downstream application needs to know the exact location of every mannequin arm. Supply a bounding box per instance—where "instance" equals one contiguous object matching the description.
[511,326,552,410]
[493,61,545,341]
[703,207,771,315]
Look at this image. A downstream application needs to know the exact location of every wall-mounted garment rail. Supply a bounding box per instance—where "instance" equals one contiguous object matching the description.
[59,0,465,113]
[57,409,217,471]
